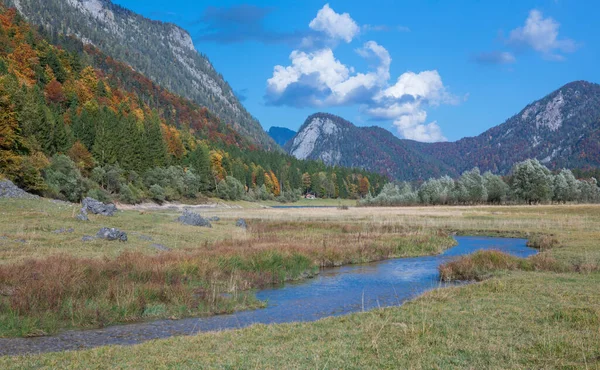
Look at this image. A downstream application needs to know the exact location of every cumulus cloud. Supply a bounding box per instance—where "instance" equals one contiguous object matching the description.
[308,4,360,43]
[507,9,577,60]
[265,4,457,142]
[474,51,516,65]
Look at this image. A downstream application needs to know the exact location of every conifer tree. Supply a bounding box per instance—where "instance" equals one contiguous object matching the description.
[144,112,167,168]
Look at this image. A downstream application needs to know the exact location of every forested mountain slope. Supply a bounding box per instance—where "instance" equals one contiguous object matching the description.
[4,0,278,150]
[285,113,456,181]
[407,81,600,174]
[0,6,386,202]
[288,82,600,180]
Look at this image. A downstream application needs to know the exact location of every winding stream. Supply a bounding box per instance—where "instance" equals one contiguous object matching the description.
[0,236,537,356]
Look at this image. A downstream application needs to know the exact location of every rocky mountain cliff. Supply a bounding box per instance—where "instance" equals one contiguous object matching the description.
[287,81,600,180]
[5,0,277,149]
[285,113,455,180]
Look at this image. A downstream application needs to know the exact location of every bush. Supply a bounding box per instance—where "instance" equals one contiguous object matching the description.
[119,183,142,204]
[149,184,165,204]
[44,155,89,202]
[216,176,244,201]
[87,188,112,203]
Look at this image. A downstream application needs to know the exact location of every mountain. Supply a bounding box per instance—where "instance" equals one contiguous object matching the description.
[285,113,456,180]
[0,5,387,201]
[4,0,278,150]
[287,81,600,180]
[268,127,296,147]
[407,81,600,174]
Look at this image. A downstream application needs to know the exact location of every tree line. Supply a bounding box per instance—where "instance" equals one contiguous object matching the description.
[361,159,600,206]
[0,7,386,204]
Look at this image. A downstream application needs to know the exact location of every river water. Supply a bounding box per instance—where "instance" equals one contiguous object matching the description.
[0,236,536,356]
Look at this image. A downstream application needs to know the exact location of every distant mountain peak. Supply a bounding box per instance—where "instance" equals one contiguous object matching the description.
[287,113,350,161]
[267,126,296,147]
[286,81,600,180]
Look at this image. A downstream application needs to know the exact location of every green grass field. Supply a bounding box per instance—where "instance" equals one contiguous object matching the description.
[1,200,599,368]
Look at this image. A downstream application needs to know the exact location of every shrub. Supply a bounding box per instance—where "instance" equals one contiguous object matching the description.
[216,176,244,201]
[526,235,559,250]
[44,155,89,202]
[149,184,165,204]
[86,188,112,203]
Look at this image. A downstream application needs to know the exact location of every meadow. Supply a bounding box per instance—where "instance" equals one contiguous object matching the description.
[1,199,599,368]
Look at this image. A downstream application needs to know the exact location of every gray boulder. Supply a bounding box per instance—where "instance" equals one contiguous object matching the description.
[177,210,212,228]
[96,228,128,242]
[82,197,117,216]
[236,219,248,229]
[0,180,38,199]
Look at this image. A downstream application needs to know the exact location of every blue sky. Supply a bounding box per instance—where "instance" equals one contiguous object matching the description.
[113,0,599,142]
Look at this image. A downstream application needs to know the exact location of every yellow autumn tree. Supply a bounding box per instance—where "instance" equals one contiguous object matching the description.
[161,123,186,159]
[269,171,281,196]
[210,150,226,182]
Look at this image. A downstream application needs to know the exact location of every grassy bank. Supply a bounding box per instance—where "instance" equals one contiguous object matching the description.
[5,271,598,368]
[1,202,599,367]
[0,199,452,337]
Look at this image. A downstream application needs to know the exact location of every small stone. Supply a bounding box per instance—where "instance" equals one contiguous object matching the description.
[151,243,170,251]
[96,228,128,242]
[209,216,220,222]
[236,219,248,229]
[177,210,212,228]
[53,228,75,234]
[81,235,95,242]
[138,235,153,241]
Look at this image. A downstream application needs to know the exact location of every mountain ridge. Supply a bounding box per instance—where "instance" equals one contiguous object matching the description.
[287,81,600,180]
[4,0,278,150]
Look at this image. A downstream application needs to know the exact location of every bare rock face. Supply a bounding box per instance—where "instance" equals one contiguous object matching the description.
[96,228,127,242]
[177,210,212,228]
[82,197,117,216]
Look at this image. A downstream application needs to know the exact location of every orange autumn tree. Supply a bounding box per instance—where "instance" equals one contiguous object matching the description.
[359,176,371,197]
[44,79,65,105]
[161,123,186,160]
[269,171,281,196]
[0,82,22,177]
[67,141,94,175]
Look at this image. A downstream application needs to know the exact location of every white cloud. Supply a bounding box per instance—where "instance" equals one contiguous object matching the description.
[267,41,391,106]
[508,9,577,60]
[398,120,446,142]
[267,48,349,96]
[309,4,360,43]
[265,5,459,142]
